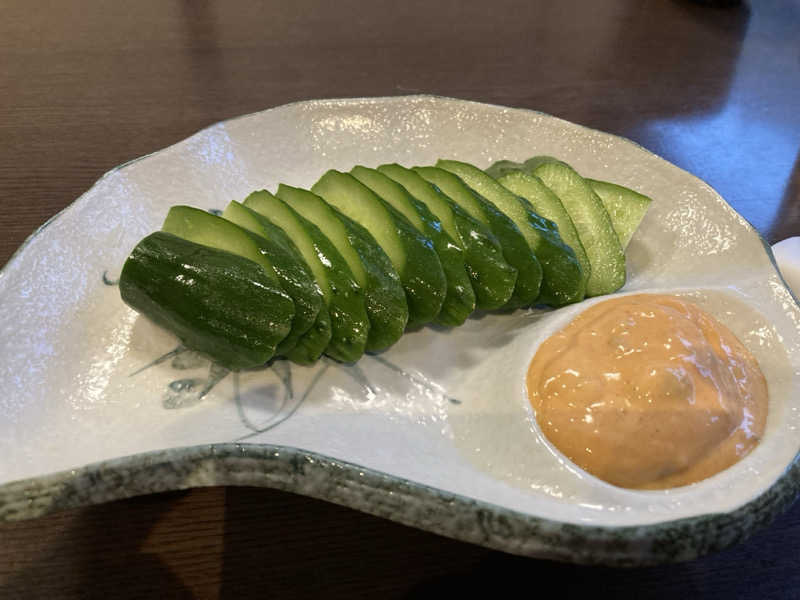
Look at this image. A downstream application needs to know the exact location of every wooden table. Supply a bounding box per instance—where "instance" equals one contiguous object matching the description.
[2,1,800,597]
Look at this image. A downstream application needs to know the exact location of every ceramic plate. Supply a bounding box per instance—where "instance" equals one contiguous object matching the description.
[1,96,799,566]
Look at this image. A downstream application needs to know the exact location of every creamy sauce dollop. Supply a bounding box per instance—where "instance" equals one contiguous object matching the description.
[527,294,768,489]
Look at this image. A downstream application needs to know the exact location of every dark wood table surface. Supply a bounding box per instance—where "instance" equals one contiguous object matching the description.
[2,1,800,597]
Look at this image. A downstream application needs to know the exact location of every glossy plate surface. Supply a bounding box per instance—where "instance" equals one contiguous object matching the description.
[1,96,799,565]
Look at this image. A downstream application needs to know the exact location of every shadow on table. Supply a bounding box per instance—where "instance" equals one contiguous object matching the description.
[217,486,800,599]
[0,492,194,600]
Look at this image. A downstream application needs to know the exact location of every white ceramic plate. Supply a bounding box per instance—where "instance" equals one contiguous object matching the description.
[1,96,799,565]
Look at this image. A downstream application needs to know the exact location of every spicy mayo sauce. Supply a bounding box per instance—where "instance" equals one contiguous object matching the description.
[527,294,768,489]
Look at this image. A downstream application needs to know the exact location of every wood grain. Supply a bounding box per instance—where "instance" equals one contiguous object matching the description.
[2,0,800,597]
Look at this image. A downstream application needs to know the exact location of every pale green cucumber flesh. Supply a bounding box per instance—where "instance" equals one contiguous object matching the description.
[376,164,462,243]
[586,178,652,249]
[162,205,278,280]
[274,185,367,286]
[528,158,625,297]
[222,201,322,356]
[312,170,446,328]
[276,183,408,351]
[439,159,584,306]
[243,191,369,363]
[497,171,591,287]
[417,165,542,308]
[350,166,474,327]
[334,212,409,351]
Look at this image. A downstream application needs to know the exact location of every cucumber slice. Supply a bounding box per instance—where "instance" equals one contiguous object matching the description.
[497,171,591,288]
[484,160,526,180]
[435,160,585,307]
[369,164,515,312]
[276,184,408,351]
[163,205,279,280]
[450,204,517,309]
[586,179,652,250]
[243,191,369,363]
[414,165,540,309]
[525,157,625,297]
[311,170,446,328]
[161,205,303,354]
[373,164,462,242]
[222,201,326,362]
[120,232,294,370]
[349,166,474,326]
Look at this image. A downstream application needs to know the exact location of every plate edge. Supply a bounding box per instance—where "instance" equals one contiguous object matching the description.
[0,442,798,566]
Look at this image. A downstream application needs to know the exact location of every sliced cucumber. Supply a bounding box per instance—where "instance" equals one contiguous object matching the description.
[374,164,462,242]
[449,204,517,309]
[161,205,307,354]
[162,205,279,280]
[311,170,446,328]
[349,166,474,326]
[414,165,540,309]
[120,232,294,370]
[222,201,323,359]
[586,179,652,250]
[435,161,585,307]
[497,171,591,288]
[276,184,408,351]
[370,164,516,312]
[484,160,526,180]
[526,157,625,297]
[243,190,369,363]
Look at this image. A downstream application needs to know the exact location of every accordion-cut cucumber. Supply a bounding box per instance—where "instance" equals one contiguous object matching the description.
[436,160,585,307]
[222,201,327,362]
[119,232,294,370]
[276,184,408,351]
[312,170,446,328]
[586,179,652,249]
[526,157,625,297]
[243,191,369,363]
[417,165,543,308]
[349,166,475,326]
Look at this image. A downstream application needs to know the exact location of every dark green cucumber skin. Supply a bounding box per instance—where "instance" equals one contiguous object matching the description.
[519,201,586,306]
[415,166,542,309]
[435,160,584,307]
[119,232,294,371]
[450,204,517,310]
[335,212,410,350]
[525,157,626,297]
[374,164,516,313]
[496,171,592,292]
[223,202,329,363]
[349,167,475,327]
[404,202,475,327]
[275,184,408,352]
[311,171,446,329]
[244,193,369,363]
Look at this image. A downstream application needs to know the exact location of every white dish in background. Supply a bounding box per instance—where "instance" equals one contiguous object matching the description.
[1,96,799,565]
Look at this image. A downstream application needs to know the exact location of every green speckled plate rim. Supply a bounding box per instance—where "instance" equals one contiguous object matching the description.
[1,95,799,566]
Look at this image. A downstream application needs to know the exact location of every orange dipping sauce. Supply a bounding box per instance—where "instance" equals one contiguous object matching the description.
[527,294,768,489]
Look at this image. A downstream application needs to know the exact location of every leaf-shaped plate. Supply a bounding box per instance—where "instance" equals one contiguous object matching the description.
[1,96,799,566]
